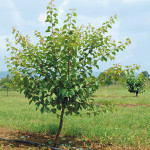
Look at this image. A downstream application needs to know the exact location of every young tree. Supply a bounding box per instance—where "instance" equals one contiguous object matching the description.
[6,1,131,146]
[123,65,146,96]
[126,73,145,97]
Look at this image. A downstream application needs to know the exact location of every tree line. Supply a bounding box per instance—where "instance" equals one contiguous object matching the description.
[0,75,18,95]
[98,64,148,97]
[1,66,148,97]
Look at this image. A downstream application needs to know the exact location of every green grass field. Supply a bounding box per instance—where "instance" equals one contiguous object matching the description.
[0,85,150,148]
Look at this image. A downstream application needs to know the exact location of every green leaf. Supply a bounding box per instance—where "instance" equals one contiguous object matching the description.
[29,100,32,105]
[48,141,52,144]
[36,102,41,110]
[96,65,99,69]
[61,137,67,141]
[57,105,62,110]
[53,13,58,17]
[73,12,77,17]
[75,86,79,92]
[72,19,76,23]
[32,96,39,102]
[108,24,112,28]
[51,108,56,114]
[112,52,116,55]
[55,28,59,31]
[68,30,73,35]
[101,56,107,61]
[40,95,44,101]
[63,24,67,30]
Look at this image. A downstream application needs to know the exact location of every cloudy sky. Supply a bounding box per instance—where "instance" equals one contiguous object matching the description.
[0,0,150,73]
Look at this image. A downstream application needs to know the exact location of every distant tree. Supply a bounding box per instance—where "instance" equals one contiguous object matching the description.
[0,75,15,96]
[6,1,131,146]
[141,71,150,78]
[98,71,113,86]
[98,64,129,86]
[126,73,145,97]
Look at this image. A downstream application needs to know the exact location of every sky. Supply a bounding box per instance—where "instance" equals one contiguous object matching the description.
[0,0,150,73]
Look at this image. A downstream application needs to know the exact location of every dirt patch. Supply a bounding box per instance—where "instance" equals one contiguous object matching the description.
[117,104,150,107]
[0,128,149,150]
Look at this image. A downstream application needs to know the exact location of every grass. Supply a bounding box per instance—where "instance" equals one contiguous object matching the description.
[93,84,150,105]
[0,85,150,148]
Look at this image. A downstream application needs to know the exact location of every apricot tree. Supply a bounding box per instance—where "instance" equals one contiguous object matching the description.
[6,1,131,146]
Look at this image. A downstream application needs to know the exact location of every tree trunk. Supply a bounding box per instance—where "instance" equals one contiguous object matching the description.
[7,88,8,96]
[136,91,138,97]
[54,104,65,147]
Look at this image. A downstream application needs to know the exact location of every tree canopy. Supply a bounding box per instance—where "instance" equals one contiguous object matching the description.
[126,73,145,97]
[141,71,150,78]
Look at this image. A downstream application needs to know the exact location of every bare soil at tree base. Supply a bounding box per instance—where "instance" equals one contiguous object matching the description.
[0,128,149,150]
